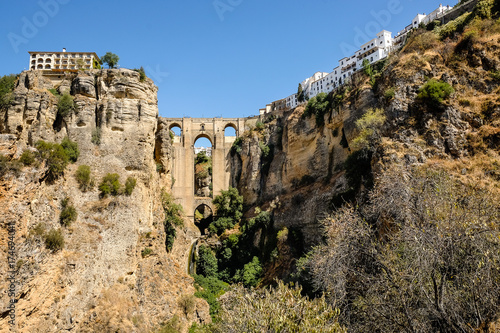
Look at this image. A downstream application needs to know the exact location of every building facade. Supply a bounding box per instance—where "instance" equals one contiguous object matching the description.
[28,49,100,71]
[267,3,453,114]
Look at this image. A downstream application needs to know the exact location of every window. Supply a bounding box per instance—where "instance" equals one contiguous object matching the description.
[31,54,36,58]
[380,41,383,44]
[370,57,373,61]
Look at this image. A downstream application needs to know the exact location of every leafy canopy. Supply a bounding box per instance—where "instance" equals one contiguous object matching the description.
[417,79,454,107]
[101,52,119,69]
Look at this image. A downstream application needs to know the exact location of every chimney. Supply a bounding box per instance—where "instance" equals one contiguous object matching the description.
[63,48,66,52]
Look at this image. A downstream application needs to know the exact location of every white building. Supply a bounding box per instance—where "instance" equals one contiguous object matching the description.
[267,3,452,113]
[28,48,100,71]
[194,147,212,157]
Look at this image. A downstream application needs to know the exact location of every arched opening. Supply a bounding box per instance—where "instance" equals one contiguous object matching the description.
[224,124,237,137]
[194,136,213,198]
[194,204,213,235]
[169,124,182,143]
[37,64,43,69]
[224,124,237,144]
[45,64,51,69]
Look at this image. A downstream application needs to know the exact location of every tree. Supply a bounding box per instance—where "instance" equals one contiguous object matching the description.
[0,74,16,110]
[196,245,218,278]
[101,52,119,69]
[213,187,243,220]
[98,173,121,197]
[302,167,500,332]
[57,93,75,117]
[303,92,331,126]
[75,165,92,191]
[36,140,70,182]
[297,83,305,103]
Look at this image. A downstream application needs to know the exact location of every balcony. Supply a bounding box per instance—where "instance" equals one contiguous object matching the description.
[357,46,379,60]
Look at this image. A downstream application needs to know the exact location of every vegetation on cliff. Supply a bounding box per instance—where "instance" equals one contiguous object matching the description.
[194,4,500,331]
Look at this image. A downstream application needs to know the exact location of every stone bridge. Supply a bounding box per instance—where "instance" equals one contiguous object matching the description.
[162,117,256,222]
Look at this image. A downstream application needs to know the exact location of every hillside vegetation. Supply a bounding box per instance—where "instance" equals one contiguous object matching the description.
[191,2,500,332]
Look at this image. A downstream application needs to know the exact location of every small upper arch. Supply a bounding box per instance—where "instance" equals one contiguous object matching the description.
[224,123,237,137]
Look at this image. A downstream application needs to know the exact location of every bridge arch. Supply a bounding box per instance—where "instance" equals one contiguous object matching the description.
[194,201,214,235]
[162,117,247,223]
[193,133,213,146]
[224,123,238,137]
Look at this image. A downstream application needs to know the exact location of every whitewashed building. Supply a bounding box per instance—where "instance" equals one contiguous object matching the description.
[28,49,100,71]
[266,3,452,113]
[194,147,212,157]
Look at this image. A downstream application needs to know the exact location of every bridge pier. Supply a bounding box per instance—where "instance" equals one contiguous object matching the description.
[162,117,250,220]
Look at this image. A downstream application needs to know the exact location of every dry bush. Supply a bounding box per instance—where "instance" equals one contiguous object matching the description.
[403,30,439,54]
[303,166,500,332]
[207,281,345,333]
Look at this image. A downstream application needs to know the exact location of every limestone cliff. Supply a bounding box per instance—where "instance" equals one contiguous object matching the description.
[231,24,500,258]
[0,69,208,332]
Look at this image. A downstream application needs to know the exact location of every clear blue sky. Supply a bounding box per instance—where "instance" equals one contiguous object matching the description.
[0,0,458,119]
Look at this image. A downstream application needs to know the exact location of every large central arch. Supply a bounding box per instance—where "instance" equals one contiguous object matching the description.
[162,117,250,221]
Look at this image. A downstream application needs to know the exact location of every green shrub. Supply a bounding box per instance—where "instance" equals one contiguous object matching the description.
[255,121,265,131]
[0,154,24,177]
[44,228,64,251]
[303,92,331,126]
[162,190,184,252]
[91,128,101,145]
[213,187,243,222]
[240,211,271,234]
[233,256,262,287]
[258,141,270,158]
[473,0,496,19]
[384,88,395,101]
[98,173,121,197]
[491,70,500,81]
[141,247,153,258]
[75,165,92,191]
[0,74,16,110]
[208,217,235,236]
[36,140,70,182]
[193,274,229,320]
[31,223,46,238]
[230,137,243,155]
[124,176,137,196]
[436,12,472,39]
[48,88,60,97]
[417,79,454,107]
[61,137,79,162]
[164,220,176,252]
[196,245,219,278]
[57,93,75,117]
[133,66,147,82]
[60,197,77,227]
[162,191,184,227]
[20,150,36,166]
[351,108,386,150]
[195,151,210,165]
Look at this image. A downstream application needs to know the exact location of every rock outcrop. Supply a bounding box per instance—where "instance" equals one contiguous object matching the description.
[0,69,208,333]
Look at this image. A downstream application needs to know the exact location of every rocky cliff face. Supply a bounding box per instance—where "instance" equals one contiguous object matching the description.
[0,69,208,333]
[231,26,500,251]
